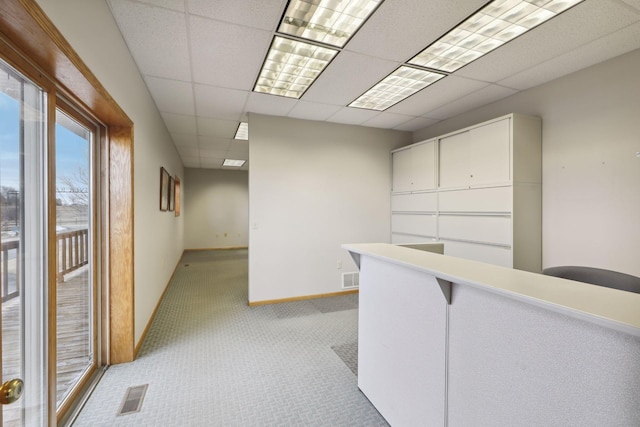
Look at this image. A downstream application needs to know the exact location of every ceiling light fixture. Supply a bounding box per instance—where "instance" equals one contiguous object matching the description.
[223,159,246,167]
[408,0,585,73]
[234,122,249,140]
[348,66,446,111]
[278,0,384,48]
[253,36,338,99]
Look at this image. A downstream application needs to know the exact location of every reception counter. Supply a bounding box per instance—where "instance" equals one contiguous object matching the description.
[343,243,640,426]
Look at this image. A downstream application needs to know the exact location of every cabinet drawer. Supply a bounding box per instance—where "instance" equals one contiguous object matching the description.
[392,192,437,212]
[439,215,512,246]
[442,240,512,268]
[391,234,438,244]
[391,214,437,237]
[438,187,511,213]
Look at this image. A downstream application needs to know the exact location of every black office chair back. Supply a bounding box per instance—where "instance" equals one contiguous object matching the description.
[542,266,640,294]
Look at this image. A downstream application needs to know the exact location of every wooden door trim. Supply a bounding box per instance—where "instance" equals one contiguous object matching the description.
[0,0,135,370]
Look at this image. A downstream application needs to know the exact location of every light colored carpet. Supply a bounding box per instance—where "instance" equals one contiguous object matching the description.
[73,249,388,426]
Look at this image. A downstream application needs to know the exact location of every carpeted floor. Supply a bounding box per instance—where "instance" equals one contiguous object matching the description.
[73,249,388,426]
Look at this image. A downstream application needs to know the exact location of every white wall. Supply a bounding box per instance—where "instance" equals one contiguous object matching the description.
[414,49,640,278]
[184,168,248,249]
[249,114,411,303]
[36,0,185,343]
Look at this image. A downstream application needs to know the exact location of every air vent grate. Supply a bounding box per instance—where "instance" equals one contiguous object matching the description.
[342,272,359,289]
[118,384,148,416]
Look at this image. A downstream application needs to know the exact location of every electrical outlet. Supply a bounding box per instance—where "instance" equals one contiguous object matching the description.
[337,260,342,269]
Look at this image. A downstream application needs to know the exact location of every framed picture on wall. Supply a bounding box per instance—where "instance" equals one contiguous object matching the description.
[174,176,181,217]
[168,176,175,211]
[160,167,170,211]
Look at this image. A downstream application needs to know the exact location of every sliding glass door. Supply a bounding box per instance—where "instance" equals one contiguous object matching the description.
[0,58,47,427]
[1,57,100,425]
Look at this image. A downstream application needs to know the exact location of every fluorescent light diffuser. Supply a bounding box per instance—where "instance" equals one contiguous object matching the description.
[254,36,338,99]
[278,0,384,47]
[408,0,585,73]
[234,122,249,140]
[223,159,246,167]
[349,66,446,111]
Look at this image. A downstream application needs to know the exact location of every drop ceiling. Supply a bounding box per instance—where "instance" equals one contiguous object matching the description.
[106,0,640,170]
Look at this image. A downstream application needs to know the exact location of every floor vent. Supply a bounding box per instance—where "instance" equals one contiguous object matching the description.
[118,384,148,416]
[342,272,359,289]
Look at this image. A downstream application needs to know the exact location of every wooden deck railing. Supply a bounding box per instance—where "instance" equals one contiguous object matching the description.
[1,239,19,302]
[56,228,89,282]
[1,228,89,301]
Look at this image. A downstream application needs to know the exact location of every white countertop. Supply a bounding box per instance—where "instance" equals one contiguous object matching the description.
[343,243,640,337]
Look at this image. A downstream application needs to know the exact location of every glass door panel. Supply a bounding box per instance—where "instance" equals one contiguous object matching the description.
[54,109,95,411]
[0,59,47,426]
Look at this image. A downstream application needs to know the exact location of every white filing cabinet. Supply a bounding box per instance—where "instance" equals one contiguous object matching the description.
[391,114,542,272]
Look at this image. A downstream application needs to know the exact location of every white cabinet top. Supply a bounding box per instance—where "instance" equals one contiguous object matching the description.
[343,243,640,337]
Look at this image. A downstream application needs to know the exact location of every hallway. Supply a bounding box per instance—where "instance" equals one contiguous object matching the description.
[73,249,387,426]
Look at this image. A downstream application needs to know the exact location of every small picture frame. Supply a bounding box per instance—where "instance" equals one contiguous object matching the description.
[174,176,181,217]
[168,176,175,211]
[160,167,170,211]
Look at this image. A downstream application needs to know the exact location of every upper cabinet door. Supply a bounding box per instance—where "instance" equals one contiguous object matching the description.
[392,148,413,192]
[469,118,510,185]
[438,131,470,188]
[439,118,511,189]
[392,140,437,193]
[411,141,436,191]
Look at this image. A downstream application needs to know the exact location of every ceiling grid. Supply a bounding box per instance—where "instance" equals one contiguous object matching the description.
[106,0,640,169]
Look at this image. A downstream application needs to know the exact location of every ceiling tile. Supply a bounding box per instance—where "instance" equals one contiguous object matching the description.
[424,85,519,121]
[194,84,248,121]
[499,22,640,91]
[146,77,195,115]
[199,149,229,159]
[177,146,200,157]
[456,0,639,83]
[621,0,640,11]
[362,112,416,129]
[393,117,440,132]
[123,0,184,12]
[231,140,249,151]
[181,156,201,168]
[196,117,239,138]
[386,76,488,116]
[198,136,232,150]
[188,0,286,31]
[302,52,399,105]
[346,0,487,62]
[171,133,198,147]
[245,92,298,117]
[201,158,226,168]
[189,16,272,89]
[109,0,191,81]
[161,113,197,134]
[328,107,380,126]
[227,148,250,159]
[287,101,342,121]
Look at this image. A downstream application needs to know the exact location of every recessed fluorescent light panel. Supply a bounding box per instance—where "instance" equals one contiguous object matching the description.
[223,159,246,167]
[349,66,446,111]
[408,0,585,73]
[254,36,338,99]
[234,122,248,140]
[278,0,384,48]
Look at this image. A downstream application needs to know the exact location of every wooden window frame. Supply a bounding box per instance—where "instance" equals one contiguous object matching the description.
[0,0,135,423]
